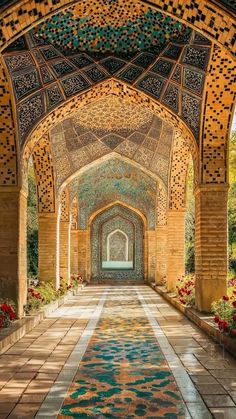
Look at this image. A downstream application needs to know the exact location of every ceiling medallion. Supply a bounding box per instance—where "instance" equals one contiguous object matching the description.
[74,95,153,131]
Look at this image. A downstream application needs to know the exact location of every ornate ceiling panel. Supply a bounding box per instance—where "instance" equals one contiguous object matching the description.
[49,105,173,188]
[72,157,157,230]
[32,0,191,55]
[3,30,211,144]
[74,96,153,131]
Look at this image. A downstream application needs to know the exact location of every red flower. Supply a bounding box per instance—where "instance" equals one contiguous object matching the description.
[214,316,220,323]
[220,320,229,330]
[232,301,236,308]
[223,295,229,301]
[232,315,236,322]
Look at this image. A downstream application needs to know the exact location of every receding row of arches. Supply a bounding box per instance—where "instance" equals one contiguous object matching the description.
[0,0,235,319]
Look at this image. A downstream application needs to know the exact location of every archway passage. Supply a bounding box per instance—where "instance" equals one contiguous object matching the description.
[90,204,145,282]
[1,0,234,316]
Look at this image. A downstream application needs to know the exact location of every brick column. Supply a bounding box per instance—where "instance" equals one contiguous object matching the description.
[155,226,167,284]
[59,220,70,281]
[70,229,79,274]
[167,209,185,292]
[78,230,88,280]
[0,189,27,317]
[38,213,59,288]
[195,185,228,312]
[147,230,156,282]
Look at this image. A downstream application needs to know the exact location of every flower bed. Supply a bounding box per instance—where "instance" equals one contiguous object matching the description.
[174,274,236,339]
[212,278,236,338]
[0,301,17,329]
[176,274,195,307]
[24,274,85,315]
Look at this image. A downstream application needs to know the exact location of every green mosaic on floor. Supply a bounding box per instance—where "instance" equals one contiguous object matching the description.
[59,289,185,418]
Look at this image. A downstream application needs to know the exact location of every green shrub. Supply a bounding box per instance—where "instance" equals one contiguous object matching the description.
[37,282,58,304]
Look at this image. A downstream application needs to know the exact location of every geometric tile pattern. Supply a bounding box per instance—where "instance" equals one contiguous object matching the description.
[45,83,64,111]
[12,68,41,100]
[181,92,201,138]
[32,136,55,213]
[17,92,45,143]
[157,185,167,226]
[75,157,158,229]
[162,83,180,112]
[200,45,236,184]
[60,189,69,222]
[0,61,17,185]
[49,107,173,189]
[3,29,211,145]
[169,132,190,210]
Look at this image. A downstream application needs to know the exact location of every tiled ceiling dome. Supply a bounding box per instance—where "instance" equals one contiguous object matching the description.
[32,0,191,55]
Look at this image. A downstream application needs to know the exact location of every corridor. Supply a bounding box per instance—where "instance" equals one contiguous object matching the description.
[1,286,236,418]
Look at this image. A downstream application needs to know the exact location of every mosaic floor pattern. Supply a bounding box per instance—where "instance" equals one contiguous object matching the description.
[59,288,185,418]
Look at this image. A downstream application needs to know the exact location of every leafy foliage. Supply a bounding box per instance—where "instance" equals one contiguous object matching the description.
[0,300,17,328]
[176,274,195,307]
[185,159,195,273]
[212,278,236,338]
[185,130,236,274]
[27,159,38,279]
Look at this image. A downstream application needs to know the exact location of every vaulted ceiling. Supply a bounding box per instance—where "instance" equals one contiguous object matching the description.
[50,104,173,188]
[32,0,190,55]
[69,157,158,229]
[3,27,211,146]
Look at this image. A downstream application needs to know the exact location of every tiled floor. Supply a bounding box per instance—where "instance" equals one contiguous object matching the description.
[0,285,236,418]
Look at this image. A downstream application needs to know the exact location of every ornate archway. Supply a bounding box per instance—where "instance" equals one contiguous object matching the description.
[90,204,145,282]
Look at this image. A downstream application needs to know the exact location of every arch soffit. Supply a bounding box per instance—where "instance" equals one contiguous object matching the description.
[62,152,168,201]
[0,0,235,56]
[88,201,148,231]
[21,80,198,185]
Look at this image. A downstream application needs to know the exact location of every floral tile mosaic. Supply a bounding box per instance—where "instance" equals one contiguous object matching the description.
[59,289,185,418]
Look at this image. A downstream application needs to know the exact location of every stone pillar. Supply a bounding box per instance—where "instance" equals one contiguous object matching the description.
[155,225,167,284]
[195,185,228,312]
[78,230,88,280]
[0,189,27,317]
[167,209,186,292]
[70,229,79,274]
[147,230,156,282]
[59,220,70,281]
[38,213,59,287]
